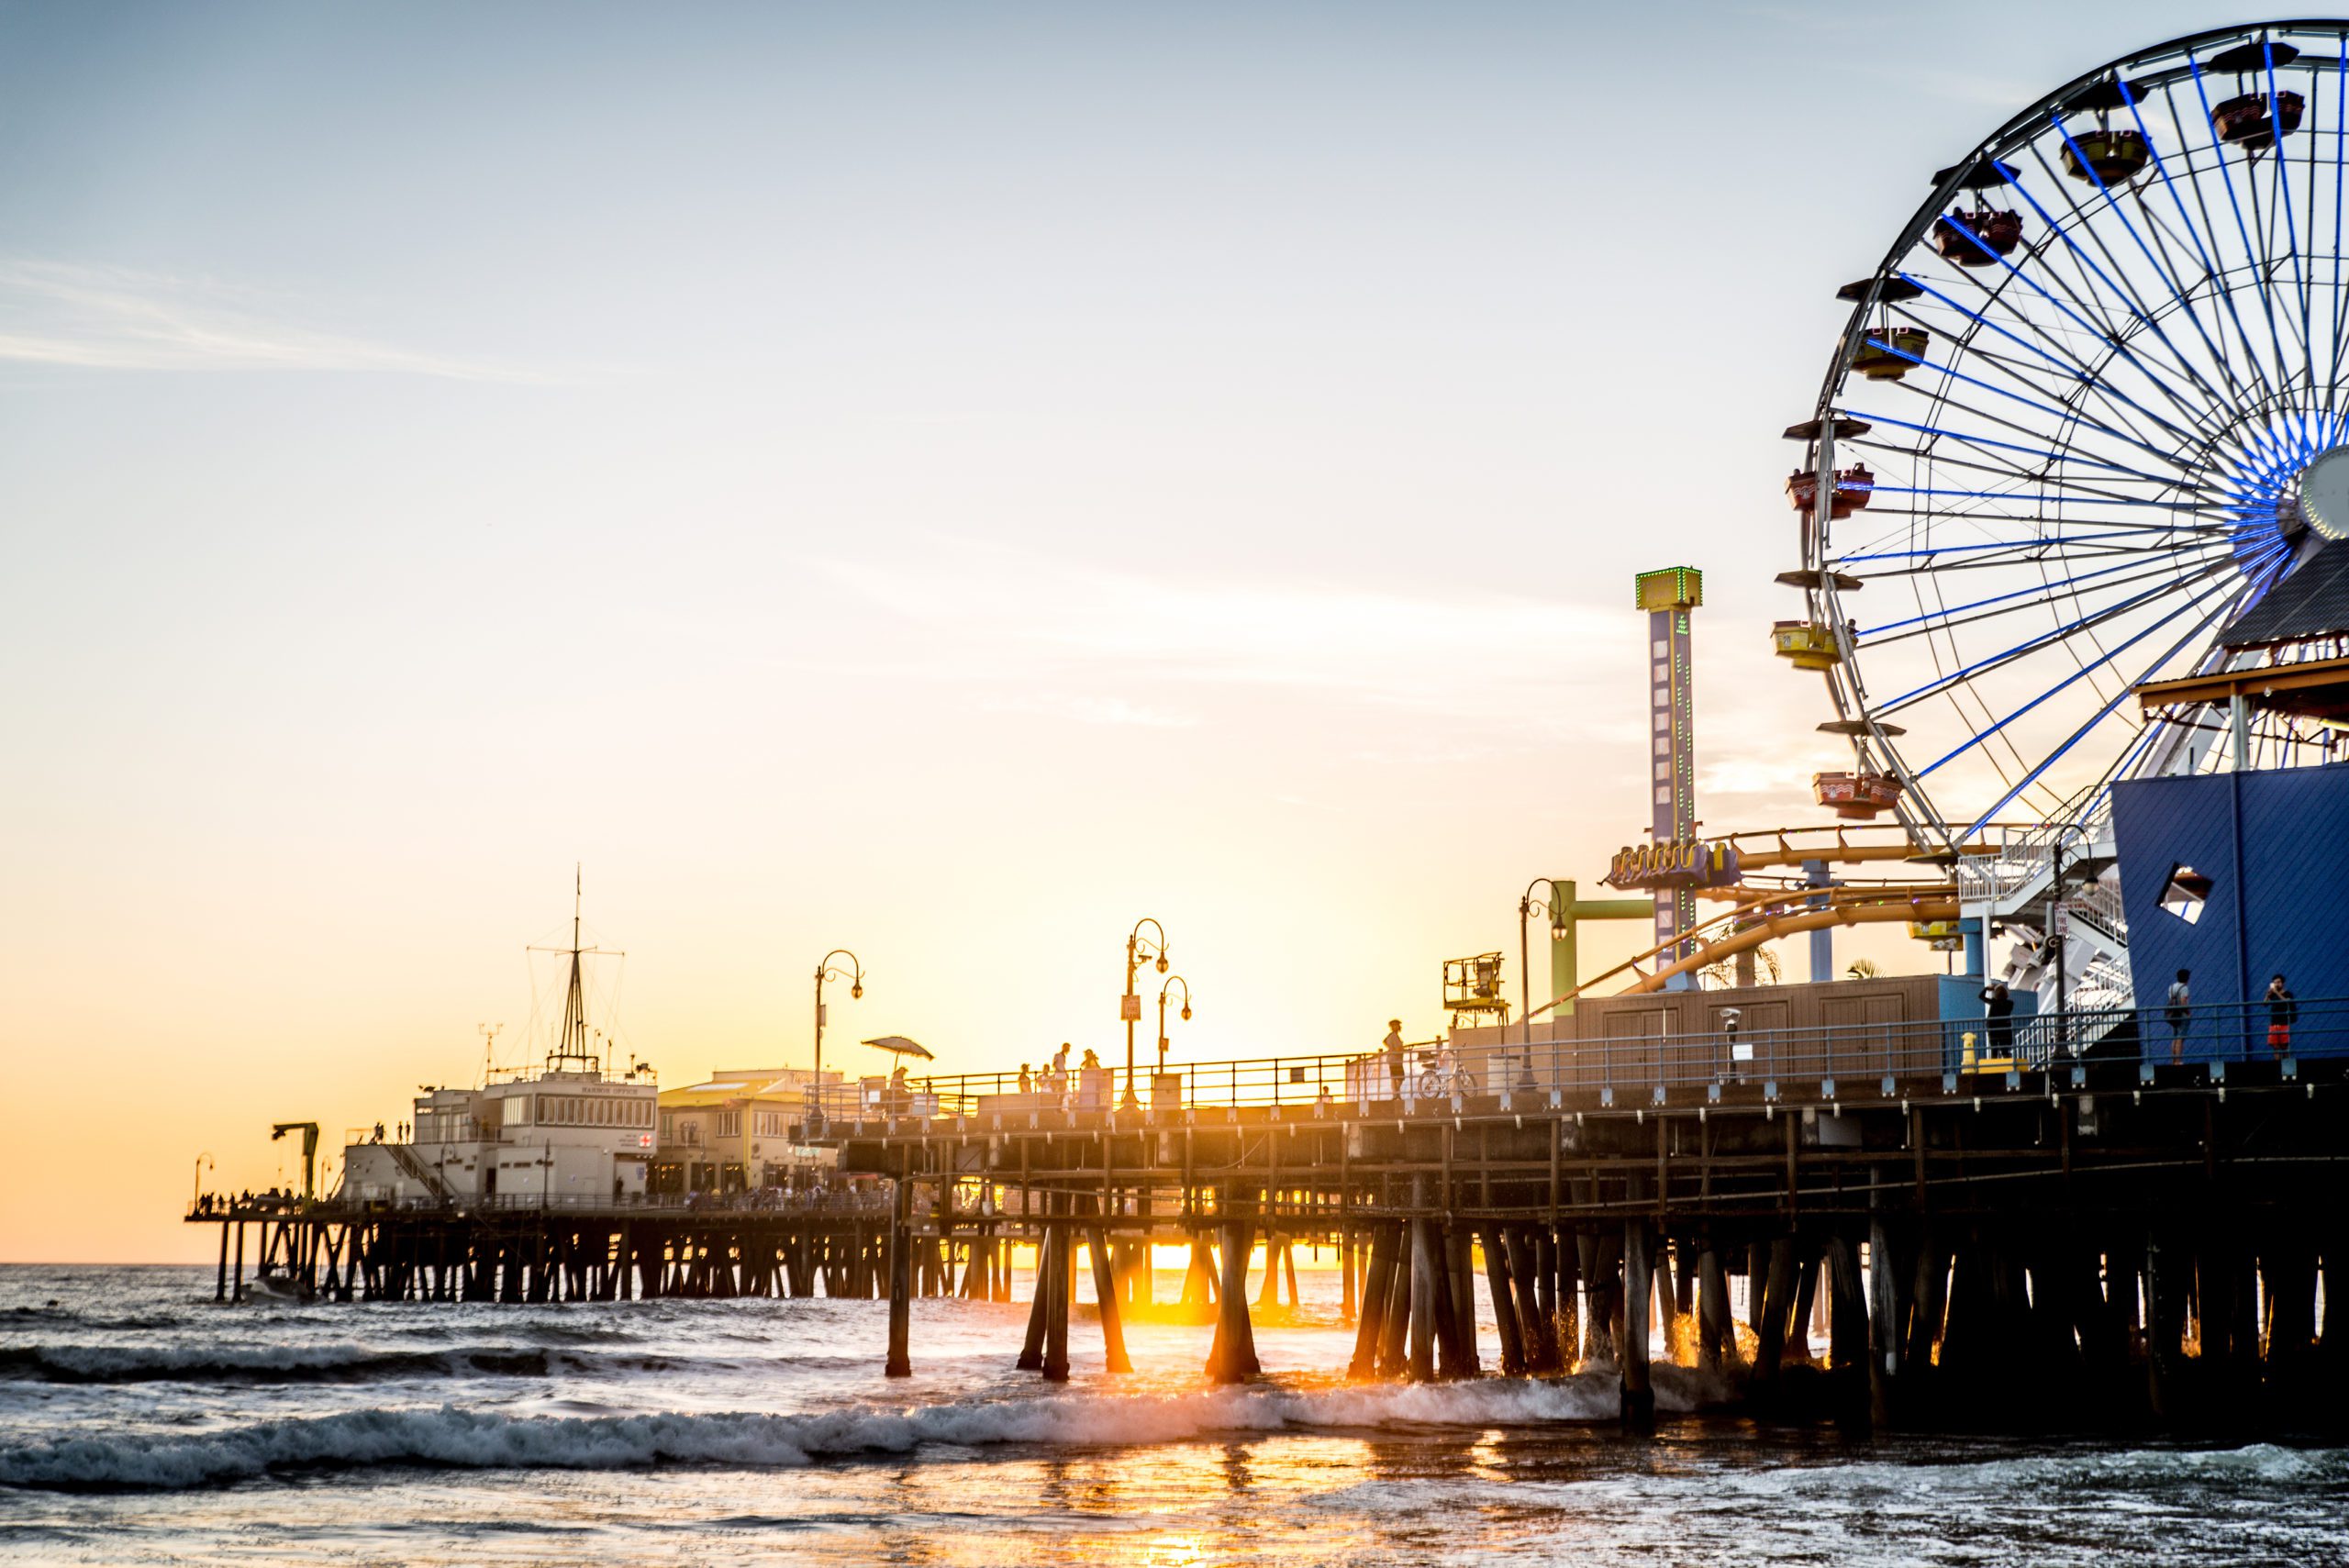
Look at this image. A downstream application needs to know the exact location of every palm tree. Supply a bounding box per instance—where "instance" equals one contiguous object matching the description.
[1700,948,1781,989]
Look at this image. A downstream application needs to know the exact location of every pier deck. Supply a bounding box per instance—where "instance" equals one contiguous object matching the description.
[187,998,2349,1432]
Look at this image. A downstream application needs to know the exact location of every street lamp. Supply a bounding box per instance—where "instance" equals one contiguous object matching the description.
[1518,878,1567,1051]
[812,949,864,1135]
[192,1151,214,1208]
[1156,975,1193,1084]
[1122,918,1170,1107]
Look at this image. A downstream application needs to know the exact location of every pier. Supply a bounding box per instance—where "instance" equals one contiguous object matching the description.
[829,987,2349,1431]
[192,985,2349,1435]
[187,1188,1015,1307]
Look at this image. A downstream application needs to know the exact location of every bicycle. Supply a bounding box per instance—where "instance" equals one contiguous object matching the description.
[1413,1057,1479,1098]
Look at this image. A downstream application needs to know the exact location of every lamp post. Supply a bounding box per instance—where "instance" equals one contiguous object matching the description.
[193,1151,213,1208]
[1156,975,1193,1087]
[812,949,864,1136]
[1123,918,1170,1107]
[1519,879,1565,1050]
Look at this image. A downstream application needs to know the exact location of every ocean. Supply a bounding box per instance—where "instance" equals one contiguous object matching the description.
[2,1263,2344,1565]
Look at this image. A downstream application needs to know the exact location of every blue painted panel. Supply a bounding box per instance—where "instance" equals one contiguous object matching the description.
[2114,762,2349,1060]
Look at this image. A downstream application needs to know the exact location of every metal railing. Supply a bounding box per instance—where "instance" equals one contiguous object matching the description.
[843,997,2348,1120]
[190,1186,896,1220]
[1954,797,2116,907]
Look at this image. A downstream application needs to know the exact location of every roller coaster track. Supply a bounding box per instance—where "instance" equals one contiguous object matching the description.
[1532,880,1959,1013]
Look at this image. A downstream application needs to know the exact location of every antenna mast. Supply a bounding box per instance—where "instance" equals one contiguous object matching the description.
[531,865,623,1074]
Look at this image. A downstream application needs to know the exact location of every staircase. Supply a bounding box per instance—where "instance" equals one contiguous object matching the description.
[1962,798,2133,1027]
[385,1141,452,1204]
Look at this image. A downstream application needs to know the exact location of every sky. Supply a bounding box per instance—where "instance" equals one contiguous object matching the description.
[0,0,2258,1260]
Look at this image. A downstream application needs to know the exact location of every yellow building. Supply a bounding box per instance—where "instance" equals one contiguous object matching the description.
[652,1068,847,1193]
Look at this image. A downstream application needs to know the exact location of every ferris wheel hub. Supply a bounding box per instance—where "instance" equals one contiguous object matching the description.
[2295,449,2349,543]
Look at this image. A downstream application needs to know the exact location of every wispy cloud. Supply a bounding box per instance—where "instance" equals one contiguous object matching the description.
[0,259,557,382]
[824,539,1631,731]
[807,532,1634,751]
[978,692,1197,729]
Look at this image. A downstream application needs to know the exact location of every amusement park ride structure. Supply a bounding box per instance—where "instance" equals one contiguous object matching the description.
[1568,23,2349,1020]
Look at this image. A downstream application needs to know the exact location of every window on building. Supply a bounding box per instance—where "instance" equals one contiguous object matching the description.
[715,1111,740,1139]
[2160,864,2211,926]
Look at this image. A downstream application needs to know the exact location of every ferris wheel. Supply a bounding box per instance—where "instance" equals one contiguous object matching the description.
[1785,22,2349,851]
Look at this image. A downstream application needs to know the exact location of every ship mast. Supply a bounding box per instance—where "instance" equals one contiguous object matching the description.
[532,865,619,1074]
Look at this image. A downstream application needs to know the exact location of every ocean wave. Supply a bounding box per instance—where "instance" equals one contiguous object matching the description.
[0,1343,689,1386]
[0,1372,1720,1491]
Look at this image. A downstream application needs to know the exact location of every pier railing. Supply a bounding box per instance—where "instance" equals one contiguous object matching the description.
[881,996,2349,1118]
[189,1187,896,1221]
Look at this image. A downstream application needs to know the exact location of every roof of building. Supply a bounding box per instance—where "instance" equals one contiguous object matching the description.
[2221,540,2349,649]
[658,1073,829,1107]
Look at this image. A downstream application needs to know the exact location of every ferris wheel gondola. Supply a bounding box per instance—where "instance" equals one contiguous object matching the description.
[1785,23,2349,855]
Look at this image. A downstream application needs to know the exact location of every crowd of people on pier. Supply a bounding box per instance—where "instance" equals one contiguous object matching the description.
[190,1188,303,1218]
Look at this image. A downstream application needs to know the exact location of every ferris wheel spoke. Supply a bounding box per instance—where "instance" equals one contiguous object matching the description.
[2182,61,2299,397]
[2032,128,2269,439]
[2259,50,2316,393]
[1838,533,2237,577]
[1937,231,2242,462]
[1865,486,2243,522]
[1848,438,2221,513]
[1886,341,2210,470]
[1874,569,2237,720]
[2018,137,2247,430]
[1909,571,2250,776]
[1857,553,2232,644]
[2242,161,2302,377]
[2128,190,2266,407]
[2143,85,2289,405]
[1953,572,2275,840]
[1844,406,2199,486]
[2326,44,2349,417]
[1870,371,2200,481]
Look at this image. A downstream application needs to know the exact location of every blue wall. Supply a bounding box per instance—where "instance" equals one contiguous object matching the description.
[2113,763,2349,1029]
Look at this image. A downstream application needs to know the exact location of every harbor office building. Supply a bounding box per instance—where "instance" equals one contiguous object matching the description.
[652,1068,849,1195]
[339,1064,659,1206]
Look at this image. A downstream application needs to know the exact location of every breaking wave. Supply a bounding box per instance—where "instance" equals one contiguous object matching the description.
[0,1343,688,1386]
[0,1373,1719,1491]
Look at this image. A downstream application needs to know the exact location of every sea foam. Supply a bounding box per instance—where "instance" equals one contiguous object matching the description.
[0,1370,1718,1491]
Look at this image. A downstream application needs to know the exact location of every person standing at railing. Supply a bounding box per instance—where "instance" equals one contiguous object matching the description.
[2165,969,2191,1063]
[1383,1020,1406,1101]
[2266,974,2298,1058]
[1979,979,2014,1058]
[1018,1063,1032,1093]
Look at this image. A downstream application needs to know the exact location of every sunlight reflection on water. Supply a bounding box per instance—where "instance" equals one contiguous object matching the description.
[2,1265,2343,1567]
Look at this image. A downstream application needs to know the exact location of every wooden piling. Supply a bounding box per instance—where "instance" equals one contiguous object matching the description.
[1620,1219,1654,1430]
[1825,1231,1867,1425]
[1042,1220,1072,1384]
[1086,1221,1131,1374]
[1375,1228,1413,1377]
[1481,1227,1526,1374]
[1208,1208,1261,1383]
[1697,1240,1734,1373]
[1505,1227,1556,1372]
[1407,1213,1437,1384]
[1553,1223,1581,1372]
[1348,1222,1398,1377]
[1018,1235,1050,1372]
[885,1169,914,1378]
